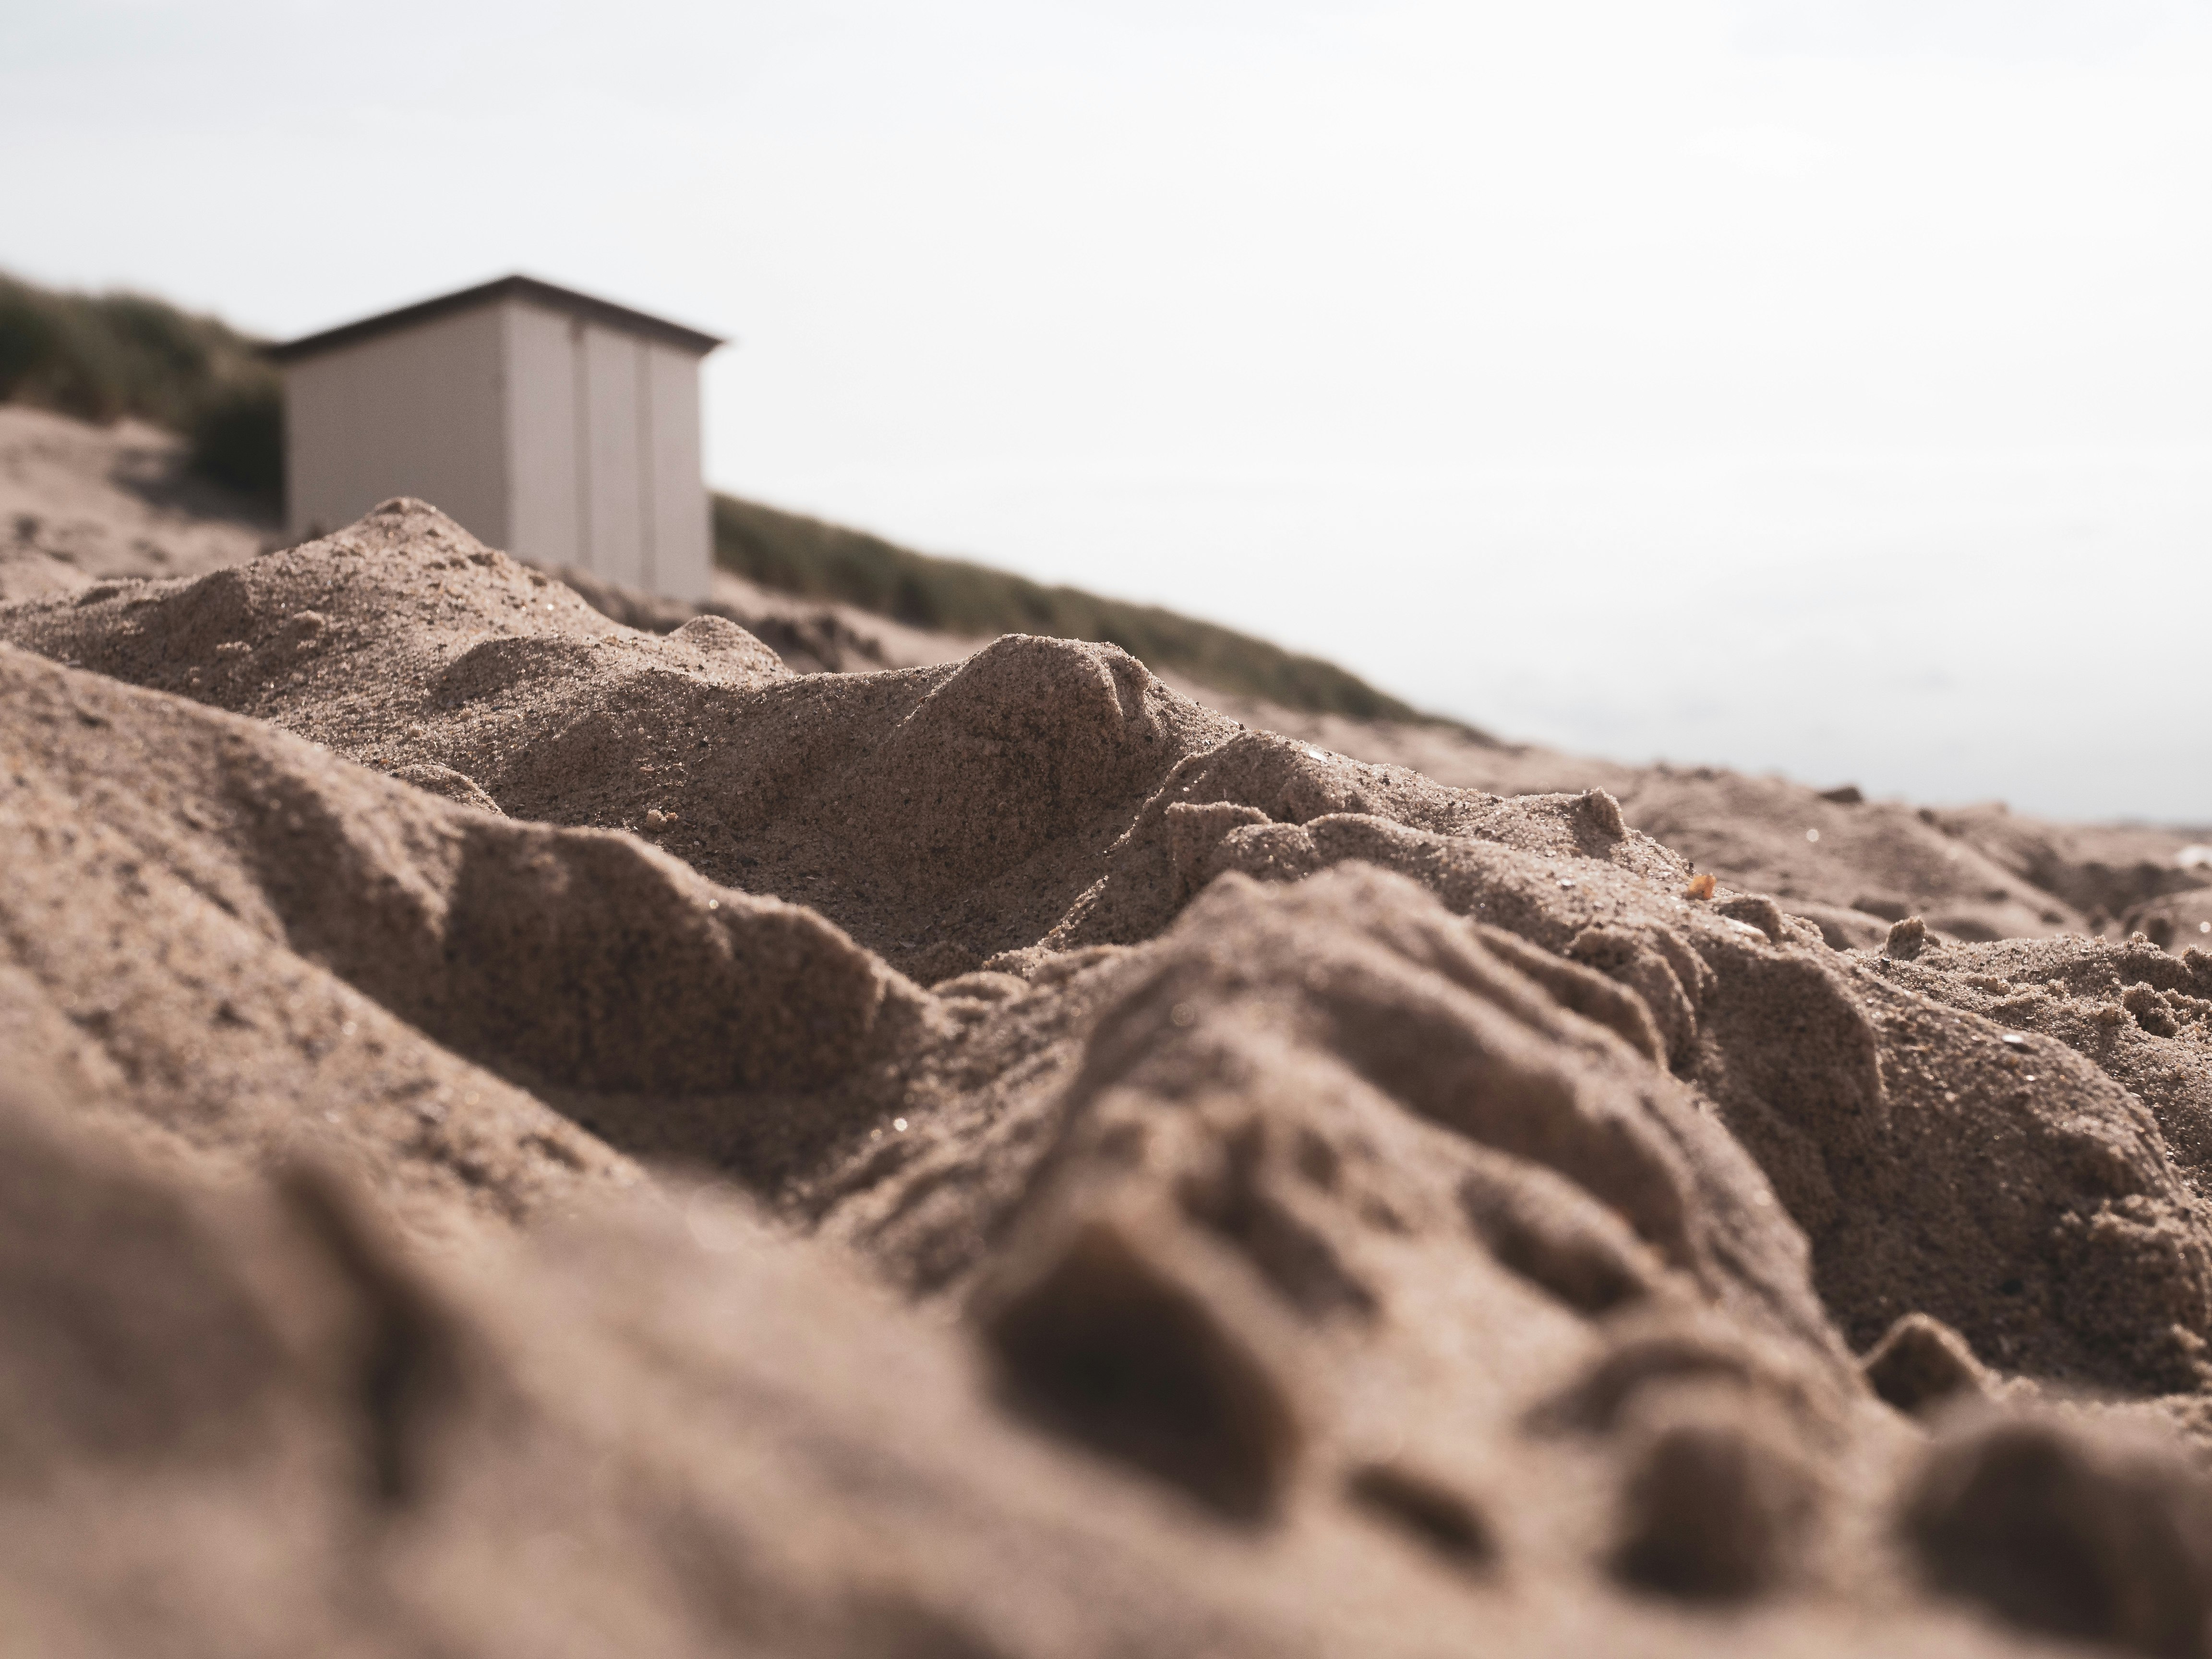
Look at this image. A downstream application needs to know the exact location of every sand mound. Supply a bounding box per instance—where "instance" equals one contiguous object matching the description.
[0,1071,1399,1659]
[0,632,935,1224]
[1198,703,2209,951]
[3,500,1674,983]
[9,501,2212,1653]
[543,555,895,675]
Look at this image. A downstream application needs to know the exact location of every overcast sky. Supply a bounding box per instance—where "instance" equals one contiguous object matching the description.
[6,0,2210,819]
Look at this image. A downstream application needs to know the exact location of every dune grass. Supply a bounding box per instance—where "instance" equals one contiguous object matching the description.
[712,494,1438,722]
[0,271,284,502]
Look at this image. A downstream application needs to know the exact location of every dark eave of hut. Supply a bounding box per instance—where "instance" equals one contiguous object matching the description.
[268,274,726,363]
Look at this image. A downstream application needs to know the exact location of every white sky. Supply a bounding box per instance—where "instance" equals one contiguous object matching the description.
[6,0,2210,819]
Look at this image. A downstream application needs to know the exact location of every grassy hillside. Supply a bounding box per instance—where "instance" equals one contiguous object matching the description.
[713,494,1432,722]
[0,269,1437,721]
[0,271,283,502]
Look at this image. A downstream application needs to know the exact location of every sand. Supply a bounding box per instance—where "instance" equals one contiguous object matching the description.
[7,489,2212,1655]
[0,404,278,599]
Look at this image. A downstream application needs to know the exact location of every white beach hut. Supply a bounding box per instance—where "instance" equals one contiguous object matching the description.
[270,276,723,601]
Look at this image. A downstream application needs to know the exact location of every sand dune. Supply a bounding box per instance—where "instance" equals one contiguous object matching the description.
[7,499,2212,1653]
[0,404,276,598]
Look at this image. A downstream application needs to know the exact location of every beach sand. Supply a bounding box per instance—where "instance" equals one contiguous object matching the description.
[4,482,2212,1656]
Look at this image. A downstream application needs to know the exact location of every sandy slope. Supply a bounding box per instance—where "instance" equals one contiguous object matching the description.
[8,499,2212,1654]
[0,404,277,597]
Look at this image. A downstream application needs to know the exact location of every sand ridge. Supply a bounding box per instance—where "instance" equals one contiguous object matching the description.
[6,501,2212,1655]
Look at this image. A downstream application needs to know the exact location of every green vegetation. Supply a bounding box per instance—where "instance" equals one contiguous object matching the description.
[185,380,286,501]
[0,268,1434,719]
[713,494,1432,722]
[0,271,283,505]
